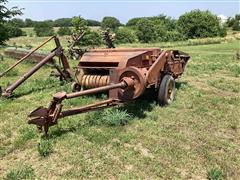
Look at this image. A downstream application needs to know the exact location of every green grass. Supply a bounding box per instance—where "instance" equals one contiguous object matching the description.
[0,36,239,179]
[4,165,36,180]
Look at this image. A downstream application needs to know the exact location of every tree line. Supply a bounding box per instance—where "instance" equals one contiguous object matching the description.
[0,0,239,46]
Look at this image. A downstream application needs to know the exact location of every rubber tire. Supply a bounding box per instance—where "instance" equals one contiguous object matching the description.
[158,75,176,106]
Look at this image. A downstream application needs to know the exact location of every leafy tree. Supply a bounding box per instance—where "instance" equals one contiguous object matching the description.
[226,14,240,31]
[86,19,101,26]
[177,10,223,39]
[127,15,176,31]
[0,24,8,44]
[127,15,180,42]
[57,26,72,36]
[54,18,72,27]
[25,18,34,27]
[71,16,102,47]
[6,21,26,37]
[147,15,176,30]
[165,30,184,41]
[232,14,240,31]
[135,18,158,43]
[34,22,54,37]
[101,16,121,30]
[226,17,235,27]
[43,19,54,27]
[9,18,25,27]
[115,27,137,44]
[79,31,102,47]
[0,0,22,44]
[126,17,142,27]
[72,16,89,34]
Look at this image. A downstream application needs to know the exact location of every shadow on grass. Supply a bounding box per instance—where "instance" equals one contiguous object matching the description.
[42,81,189,139]
[8,78,64,99]
[46,89,157,139]
[119,89,156,119]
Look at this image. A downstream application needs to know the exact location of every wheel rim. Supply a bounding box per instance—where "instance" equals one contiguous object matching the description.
[167,80,174,103]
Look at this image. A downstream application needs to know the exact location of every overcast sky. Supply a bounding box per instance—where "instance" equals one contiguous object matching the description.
[7,0,240,23]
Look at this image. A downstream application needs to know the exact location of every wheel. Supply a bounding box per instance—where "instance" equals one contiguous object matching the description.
[71,82,81,92]
[157,75,175,106]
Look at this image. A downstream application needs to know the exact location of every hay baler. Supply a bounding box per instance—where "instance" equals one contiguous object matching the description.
[28,48,190,134]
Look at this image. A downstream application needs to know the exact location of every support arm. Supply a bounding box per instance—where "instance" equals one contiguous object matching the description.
[28,77,134,135]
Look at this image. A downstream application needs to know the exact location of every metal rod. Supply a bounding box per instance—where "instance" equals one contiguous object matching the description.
[0,36,55,78]
[4,51,56,94]
[60,99,116,118]
[66,81,126,99]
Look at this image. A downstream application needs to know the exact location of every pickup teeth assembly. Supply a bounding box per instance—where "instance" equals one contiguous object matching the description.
[77,74,110,88]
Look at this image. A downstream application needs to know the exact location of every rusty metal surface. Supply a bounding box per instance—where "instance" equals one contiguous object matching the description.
[28,78,134,134]
[25,37,190,135]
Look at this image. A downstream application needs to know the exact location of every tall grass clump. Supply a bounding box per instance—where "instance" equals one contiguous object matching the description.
[207,168,225,180]
[87,108,132,126]
[4,165,35,180]
[37,138,53,157]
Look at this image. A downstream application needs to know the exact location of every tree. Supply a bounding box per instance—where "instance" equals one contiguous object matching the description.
[115,27,137,44]
[78,31,102,47]
[9,18,25,27]
[34,22,54,37]
[6,21,25,37]
[57,26,72,36]
[72,16,89,34]
[126,17,142,27]
[135,18,158,43]
[232,14,240,31]
[25,18,35,27]
[86,19,101,26]
[54,18,72,27]
[101,16,121,30]
[177,10,223,39]
[71,16,102,47]
[0,0,22,44]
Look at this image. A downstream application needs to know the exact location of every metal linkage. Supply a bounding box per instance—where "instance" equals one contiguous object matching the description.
[1,36,72,98]
[28,77,134,135]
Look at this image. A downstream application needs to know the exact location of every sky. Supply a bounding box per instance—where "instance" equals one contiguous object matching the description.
[7,0,240,23]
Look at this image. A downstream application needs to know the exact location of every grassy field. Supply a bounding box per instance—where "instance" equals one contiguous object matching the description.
[0,36,239,179]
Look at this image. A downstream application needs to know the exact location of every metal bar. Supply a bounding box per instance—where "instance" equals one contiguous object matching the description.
[0,36,55,78]
[50,60,69,81]
[4,51,56,94]
[59,99,116,118]
[66,81,126,99]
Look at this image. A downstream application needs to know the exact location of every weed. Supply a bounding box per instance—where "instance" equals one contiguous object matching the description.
[103,109,132,126]
[37,138,53,157]
[4,165,35,180]
[207,168,225,180]
[87,108,132,126]
[229,64,240,77]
